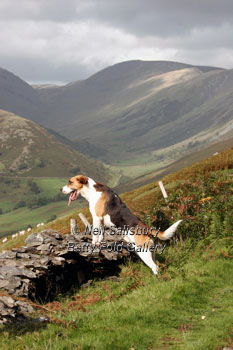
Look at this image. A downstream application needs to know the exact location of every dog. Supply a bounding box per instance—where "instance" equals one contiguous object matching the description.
[61,175,182,274]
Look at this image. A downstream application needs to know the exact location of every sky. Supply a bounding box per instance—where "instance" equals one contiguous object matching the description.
[0,0,233,84]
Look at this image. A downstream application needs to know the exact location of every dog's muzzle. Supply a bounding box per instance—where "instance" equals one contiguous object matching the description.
[61,186,78,206]
[61,185,72,194]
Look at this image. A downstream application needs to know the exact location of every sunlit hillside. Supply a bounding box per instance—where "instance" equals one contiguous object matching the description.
[0,145,232,350]
[1,146,232,250]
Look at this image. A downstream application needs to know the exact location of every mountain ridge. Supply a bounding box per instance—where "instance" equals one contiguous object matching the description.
[0,60,232,172]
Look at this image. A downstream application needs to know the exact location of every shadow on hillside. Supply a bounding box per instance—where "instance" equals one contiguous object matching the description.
[0,316,48,336]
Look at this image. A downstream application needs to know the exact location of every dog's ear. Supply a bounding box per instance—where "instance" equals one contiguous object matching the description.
[76,175,88,185]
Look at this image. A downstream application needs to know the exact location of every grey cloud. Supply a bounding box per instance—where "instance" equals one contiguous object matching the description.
[83,0,233,37]
[2,0,233,32]
[0,0,233,84]
[0,0,81,21]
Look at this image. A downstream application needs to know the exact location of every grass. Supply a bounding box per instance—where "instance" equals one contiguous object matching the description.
[0,235,232,349]
[0,147,232,349]
[112,157,170,179]
[0,200,83,237]
[0,177,67,212]
[113,135,233,192]
[1,146,232,247]
[0,176,86,236]
[1,133,232,238]
[34,178,67,197]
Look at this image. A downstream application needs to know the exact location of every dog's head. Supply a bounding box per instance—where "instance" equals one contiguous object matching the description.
[61,175,88,206]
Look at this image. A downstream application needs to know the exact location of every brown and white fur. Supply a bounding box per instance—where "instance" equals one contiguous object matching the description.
[61,175,182,275]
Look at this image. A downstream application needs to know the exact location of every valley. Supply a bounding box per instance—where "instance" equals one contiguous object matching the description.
[1,60,233,236]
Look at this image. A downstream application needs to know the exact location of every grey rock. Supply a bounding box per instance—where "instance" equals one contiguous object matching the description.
[16,253,31,259]
[0,295,34,324]
[36,243,52,252]
[0,266,36,279]
[15,300,34,314]
[0,228,130,323]
[51,257,65,266]
[25,233,44,246]
[0,296,15,308]
[0,251,17,259]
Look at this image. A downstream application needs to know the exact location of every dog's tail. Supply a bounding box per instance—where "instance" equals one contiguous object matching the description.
[153,220,182,240]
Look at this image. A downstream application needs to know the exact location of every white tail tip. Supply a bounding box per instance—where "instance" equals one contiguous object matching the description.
[162,220,182,240]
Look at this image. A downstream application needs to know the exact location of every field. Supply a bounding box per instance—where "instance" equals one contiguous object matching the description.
[0,177,85,236]
[0,147,232,349]
[0,200,83,237]
[114,135,233,192]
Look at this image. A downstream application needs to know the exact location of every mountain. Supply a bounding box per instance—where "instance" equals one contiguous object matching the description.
[34,60,221,132]
[0,67,44,122]
[33,60,233,165]
[1,60,233,172]
[0,109,113,182]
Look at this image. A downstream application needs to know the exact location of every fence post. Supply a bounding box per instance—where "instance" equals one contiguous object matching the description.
[70,219,76,235]
[158,181,168,201]
[78,213,91,231]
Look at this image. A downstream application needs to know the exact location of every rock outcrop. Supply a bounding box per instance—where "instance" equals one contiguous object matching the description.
[0,229,130,323]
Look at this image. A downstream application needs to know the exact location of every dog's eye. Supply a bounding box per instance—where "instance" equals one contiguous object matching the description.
[69,180,72,185]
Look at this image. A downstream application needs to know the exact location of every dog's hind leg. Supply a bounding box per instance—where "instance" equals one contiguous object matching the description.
[136,250,158,275]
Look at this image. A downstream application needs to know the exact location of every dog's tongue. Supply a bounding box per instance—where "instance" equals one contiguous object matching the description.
[68,191,76,206]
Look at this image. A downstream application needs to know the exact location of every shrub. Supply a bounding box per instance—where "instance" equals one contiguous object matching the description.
[18,163,28,171]
[69,166,80,175]
[54,193,67,201]
[13,200,26,210]
[27,180,40,194]
[26,197,39,209]
[34,158,45,168]
[47,214,57,223]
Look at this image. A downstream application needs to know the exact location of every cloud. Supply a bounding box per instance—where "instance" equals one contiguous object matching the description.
[84,0,233,37]
[0,0,233,84]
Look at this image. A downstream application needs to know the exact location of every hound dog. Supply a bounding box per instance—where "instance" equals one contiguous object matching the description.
[61,175,182,274]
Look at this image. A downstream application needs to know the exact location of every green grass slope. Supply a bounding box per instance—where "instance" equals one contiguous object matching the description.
[0,176,86,236]
[114,134,233,193]
[0,109,117,235]
[0,147,232,350]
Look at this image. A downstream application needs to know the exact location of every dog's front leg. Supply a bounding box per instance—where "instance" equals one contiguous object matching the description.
[92,217,103,245]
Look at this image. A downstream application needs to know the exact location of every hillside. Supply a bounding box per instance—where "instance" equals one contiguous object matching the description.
[0,109,113,181]
[37,145,232,234]
[35,60,220,130]
[33,60,233,166]
[1,60,233,179]
[0,109,115,235]
[0,147,232,350]
[114,135,233,192]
